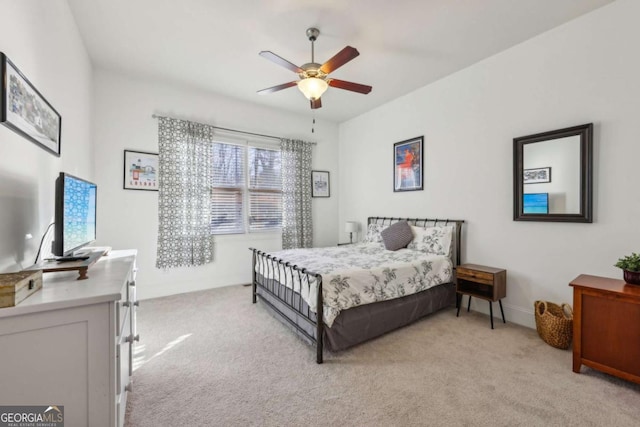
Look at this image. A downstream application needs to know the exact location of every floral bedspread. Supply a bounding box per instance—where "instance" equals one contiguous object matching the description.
[257,243,453,327]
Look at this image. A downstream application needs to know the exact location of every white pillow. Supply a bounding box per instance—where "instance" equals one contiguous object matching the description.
[362,223,385,243]
[407,225,453,256]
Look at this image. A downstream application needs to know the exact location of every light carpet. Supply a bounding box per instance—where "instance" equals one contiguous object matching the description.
[125,285,640,426]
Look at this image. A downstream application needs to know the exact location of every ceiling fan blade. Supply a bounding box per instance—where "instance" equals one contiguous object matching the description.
[310,98,322,109]
[257,81,298,94]
[328,79,372,94]
[259,51,303,73]
[319,46,359,74]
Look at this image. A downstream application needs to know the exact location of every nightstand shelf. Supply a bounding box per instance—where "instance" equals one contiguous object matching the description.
[456,263,507,329]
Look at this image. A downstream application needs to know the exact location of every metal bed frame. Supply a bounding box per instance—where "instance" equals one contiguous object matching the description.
[250,216,464,364]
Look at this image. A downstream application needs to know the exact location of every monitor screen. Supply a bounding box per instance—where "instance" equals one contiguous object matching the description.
[523,193,549,214]
[53,173,97,256]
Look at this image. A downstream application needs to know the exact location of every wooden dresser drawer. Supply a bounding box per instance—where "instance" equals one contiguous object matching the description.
[457,267,495,285]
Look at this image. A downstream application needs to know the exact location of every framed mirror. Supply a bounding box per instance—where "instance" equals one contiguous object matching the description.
[513,123,593,222]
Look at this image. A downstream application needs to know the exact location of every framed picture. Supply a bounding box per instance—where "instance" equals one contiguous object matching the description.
[0,52,61,156]
[523,167,551,184]
[124,150,159,191]
[311,170,330,197]
[393,136,423,192]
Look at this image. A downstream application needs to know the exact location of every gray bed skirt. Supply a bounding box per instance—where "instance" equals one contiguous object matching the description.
[256,280,456,352]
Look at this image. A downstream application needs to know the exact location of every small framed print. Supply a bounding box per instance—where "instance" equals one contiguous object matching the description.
[523,167,551,184]
[1,52,62,156]
[124,150,158,191]
[394,136,423,192]
[311,170,330,198]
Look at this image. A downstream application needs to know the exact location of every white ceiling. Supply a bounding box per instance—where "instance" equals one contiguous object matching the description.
[67,0,614,123]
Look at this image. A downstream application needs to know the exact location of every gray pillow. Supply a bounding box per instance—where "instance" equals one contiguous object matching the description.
[380,221,413,251]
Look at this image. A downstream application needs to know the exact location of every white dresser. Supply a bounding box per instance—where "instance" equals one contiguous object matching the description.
[0,250,138,427]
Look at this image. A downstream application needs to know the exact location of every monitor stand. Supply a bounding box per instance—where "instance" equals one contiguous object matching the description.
[25,251,103,280]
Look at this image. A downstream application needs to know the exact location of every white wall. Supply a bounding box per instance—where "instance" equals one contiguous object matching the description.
[92,69,339,300]
[0,0,93,272]
[338,0,640,328]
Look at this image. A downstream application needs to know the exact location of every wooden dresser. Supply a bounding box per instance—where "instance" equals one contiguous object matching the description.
[569,274,640,384]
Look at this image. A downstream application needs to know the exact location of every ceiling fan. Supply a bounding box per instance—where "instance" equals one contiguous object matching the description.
[257,28,372,109]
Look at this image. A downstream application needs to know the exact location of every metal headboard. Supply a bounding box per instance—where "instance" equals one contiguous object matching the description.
[367,216,465,266]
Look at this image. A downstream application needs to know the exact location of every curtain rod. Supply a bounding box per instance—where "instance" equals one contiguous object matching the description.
[151,114,316,144]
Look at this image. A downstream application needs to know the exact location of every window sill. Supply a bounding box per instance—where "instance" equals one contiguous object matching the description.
[213,231,282,243]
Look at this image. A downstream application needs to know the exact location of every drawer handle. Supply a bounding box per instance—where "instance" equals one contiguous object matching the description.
[128,280,136,287]
[126,334,140,343]
[125,383,133,392]
[122,301,131,307]
[133,301,140,307]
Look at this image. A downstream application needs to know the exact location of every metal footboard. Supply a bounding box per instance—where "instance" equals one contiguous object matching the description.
[250,248,325,364]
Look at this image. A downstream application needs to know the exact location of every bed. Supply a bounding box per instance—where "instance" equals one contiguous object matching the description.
[250,216,464,363]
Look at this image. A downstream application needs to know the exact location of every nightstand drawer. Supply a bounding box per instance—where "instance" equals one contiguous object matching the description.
[457,267,494,285]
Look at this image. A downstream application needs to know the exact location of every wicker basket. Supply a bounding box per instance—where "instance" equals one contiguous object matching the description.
[534,300,573,350]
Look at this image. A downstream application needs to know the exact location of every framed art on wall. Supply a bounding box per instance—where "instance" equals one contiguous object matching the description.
[393,136,423,192]
[0,52,62,156]
[311,170,330,197]
[124,150,159,191]
[523,167,551,184]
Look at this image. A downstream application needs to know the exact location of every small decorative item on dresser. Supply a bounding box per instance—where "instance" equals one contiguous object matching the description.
[0,270,43,308]
[614,252,640,285]
[534,300,573,349]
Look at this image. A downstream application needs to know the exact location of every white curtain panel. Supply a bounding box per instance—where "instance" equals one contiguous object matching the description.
[156,117,214,268]
[280,138,313,249]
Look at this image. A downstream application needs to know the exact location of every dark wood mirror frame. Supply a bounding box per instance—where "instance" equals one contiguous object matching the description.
[513,123,593,223]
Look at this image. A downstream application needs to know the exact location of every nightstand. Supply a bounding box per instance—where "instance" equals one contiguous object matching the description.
[456,263,507,329]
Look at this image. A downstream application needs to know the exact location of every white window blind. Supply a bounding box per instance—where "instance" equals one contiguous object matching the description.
[211,143,245,234]
[248,147,282,231]
[211,141,282,234]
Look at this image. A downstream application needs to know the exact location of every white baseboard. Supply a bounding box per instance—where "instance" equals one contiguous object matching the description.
[138,279,247,301]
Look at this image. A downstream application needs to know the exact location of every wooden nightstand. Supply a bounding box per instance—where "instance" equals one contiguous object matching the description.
[456,263,507,329]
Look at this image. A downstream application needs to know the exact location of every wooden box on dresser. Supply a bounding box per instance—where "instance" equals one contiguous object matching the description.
[0,250,138,427]
[569,274,640,385]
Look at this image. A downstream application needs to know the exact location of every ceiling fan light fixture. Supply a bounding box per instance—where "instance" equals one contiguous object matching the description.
[297,77,328,101]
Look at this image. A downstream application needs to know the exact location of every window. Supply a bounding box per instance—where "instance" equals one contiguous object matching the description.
[211,141,282,234]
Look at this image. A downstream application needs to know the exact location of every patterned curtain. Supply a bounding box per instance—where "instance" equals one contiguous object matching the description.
[156,117,214,268]
[280,138,313,249]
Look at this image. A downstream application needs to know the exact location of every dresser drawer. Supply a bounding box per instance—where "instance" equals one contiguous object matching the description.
[116,335,131,396]
[457,267,495,285]
[116,288,130,337]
